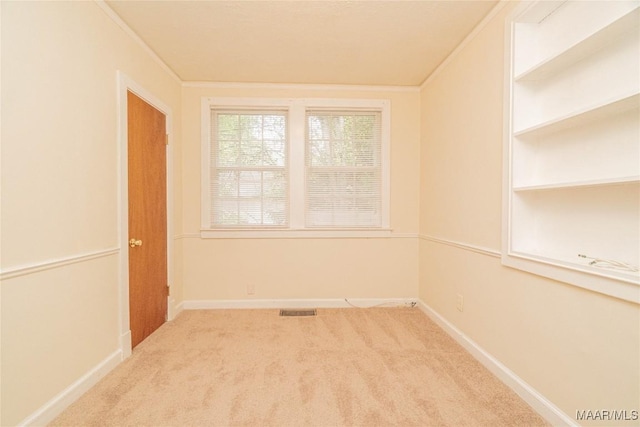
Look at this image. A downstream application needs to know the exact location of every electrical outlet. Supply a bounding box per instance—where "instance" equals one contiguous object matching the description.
[456,294,464,312]
[247,284,256,295]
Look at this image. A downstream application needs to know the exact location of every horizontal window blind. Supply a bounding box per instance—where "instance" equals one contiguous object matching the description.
[305,110,382,227]
[210,110,288,227]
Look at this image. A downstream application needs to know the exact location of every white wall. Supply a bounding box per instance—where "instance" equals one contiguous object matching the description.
[180,85,421,302]
[419,3,640,425]
[0,2,182,425]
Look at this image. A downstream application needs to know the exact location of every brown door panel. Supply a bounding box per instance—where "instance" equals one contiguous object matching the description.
[127,91,167,348]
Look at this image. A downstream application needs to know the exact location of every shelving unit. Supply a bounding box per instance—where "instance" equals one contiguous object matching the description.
[503,1,640,303]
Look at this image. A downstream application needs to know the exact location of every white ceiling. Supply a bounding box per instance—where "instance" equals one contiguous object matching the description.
[105,0,498,86]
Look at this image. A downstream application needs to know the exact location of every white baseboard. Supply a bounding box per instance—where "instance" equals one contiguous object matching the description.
[120,330,132,359]
[167,296,181,321]
[417,301,577,427]
[173,300,185,317]
[182,297,418,310]
[18,350,122,427]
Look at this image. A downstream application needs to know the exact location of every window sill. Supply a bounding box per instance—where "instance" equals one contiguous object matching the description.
[502,251,640,304]
[200,228,394,239]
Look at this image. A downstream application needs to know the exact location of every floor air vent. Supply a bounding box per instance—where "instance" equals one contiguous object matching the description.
[279,309,317,317]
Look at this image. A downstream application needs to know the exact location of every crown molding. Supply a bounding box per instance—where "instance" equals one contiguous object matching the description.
[420,0,511,90]
[94,0,181,83]
[182,81,420,93]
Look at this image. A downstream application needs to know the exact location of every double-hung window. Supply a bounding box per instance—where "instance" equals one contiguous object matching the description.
[201,97,390,237]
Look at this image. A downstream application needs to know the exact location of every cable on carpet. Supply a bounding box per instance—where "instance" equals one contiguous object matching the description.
[344,298,417,308]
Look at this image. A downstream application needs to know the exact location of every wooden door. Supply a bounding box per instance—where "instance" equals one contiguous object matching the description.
[127,91,168,349]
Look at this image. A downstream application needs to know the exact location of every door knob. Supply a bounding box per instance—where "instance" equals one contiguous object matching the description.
[129,239,143,248]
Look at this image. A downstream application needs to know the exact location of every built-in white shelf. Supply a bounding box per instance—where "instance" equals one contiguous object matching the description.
[503,1,640,304]
[513,92,639,138]
[515,7,640,82]
[513,176,640,192]
[510,251,640,286]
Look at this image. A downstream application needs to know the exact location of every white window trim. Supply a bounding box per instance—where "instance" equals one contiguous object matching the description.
[201,97,391,238]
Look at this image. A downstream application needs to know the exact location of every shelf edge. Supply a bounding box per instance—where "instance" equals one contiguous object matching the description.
[514,6,640,81]
[513,92,640,138]
[513,176,640,192]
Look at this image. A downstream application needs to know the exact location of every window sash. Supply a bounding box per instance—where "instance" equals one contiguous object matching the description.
[305,110,383,228]
[209,109,288,228]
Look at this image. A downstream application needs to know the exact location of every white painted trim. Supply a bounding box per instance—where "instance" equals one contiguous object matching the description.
[388,232,419,239]
[0,248,119,281]
[417,301,577,427]
[419,235,501,258]
[180,231,418,240]
[169,298,185,319]
[182,298,418,310]
[18,350,122,427]
[175,301,185,314]
[420,0,511,89]
[200,229,394,239]
[120,330,132,360]
[165,118,176,321]
[203,97,392,109]
[289,101,306,229]
[94,1,181,83]
[117,71,175,358]
[502,0,518,290]
[504,253,640,303]
[183,81,419,93]
[174,233,201,240]
[200,97,212,230]
[380,100,391,229]
[167,296,181,321]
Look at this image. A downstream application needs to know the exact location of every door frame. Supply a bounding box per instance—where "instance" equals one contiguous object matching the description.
[117,71,175,358]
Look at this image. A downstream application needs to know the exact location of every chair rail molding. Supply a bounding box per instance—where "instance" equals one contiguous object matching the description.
[0,248,120,281]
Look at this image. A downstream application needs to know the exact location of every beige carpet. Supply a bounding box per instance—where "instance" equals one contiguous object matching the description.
[51,308,548,426]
